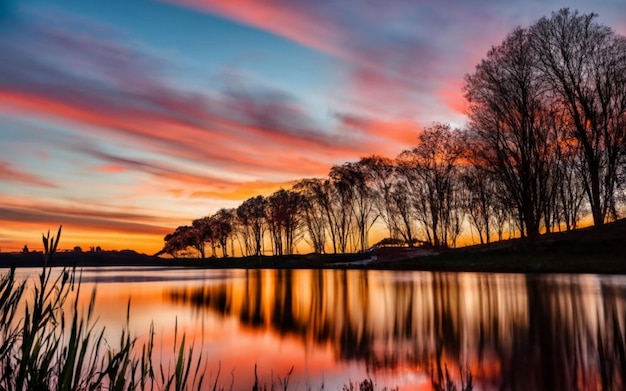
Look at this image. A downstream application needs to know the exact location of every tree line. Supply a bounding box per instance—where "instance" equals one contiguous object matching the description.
[159,9,626,258]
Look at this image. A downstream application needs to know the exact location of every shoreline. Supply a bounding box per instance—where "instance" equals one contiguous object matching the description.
[1,219,625,275]
[1,250,624,275]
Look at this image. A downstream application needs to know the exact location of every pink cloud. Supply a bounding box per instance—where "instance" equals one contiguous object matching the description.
[0,14,366,175]
[0,88,340,181]
[3,8,452,196]
[166,1,626,134]
[334,113,421,154]
[434,79,470,118]
[168,0,349,59]
[164,0,463,118]
[0,11,398,183]
[98,165,126,173]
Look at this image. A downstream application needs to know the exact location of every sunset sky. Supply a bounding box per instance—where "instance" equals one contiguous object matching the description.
[1,0,625,254]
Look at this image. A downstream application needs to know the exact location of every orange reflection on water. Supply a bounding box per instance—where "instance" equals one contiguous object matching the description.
[13,267,626,390]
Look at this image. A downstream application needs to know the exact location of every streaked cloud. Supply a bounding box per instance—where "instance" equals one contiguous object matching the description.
[190,179,298,201]
[167,0,626,124]
[0,204,169,233]
[2,0,625,252]
[0,11,391,182]
[0,161,57,188]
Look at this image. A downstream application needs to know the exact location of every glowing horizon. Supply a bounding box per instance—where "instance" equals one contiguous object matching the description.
[1,0,625,253]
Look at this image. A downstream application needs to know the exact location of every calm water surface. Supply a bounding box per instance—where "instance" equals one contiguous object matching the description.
[15,267,626,390]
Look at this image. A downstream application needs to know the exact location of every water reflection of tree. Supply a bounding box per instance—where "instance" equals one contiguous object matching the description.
[168,270,626,390]
[521,277,626,391]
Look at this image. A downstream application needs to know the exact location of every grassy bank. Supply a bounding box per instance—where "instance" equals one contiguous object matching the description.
[387,218,626,274]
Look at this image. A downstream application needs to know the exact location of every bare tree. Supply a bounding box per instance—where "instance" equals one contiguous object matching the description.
[329,162,379,252]
[192,217,212,258]
[552,128,587,231]
[358,155,397,239]
[304,178,339,253]
[351,161,381,252]
[294,179,328,253]
[531,8,626,225]
[461,165,499,244]
[237,195,267,256]
[328,165,355,253]
[465,27,557,237]
[267,189,304,255]
[397,123,465,248]
[389,179,418,246]
[212,208,235,257]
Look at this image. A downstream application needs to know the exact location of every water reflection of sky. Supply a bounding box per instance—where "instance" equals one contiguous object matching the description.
[10,267,626,390]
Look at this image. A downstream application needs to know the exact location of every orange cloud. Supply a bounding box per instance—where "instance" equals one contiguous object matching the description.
[0,198,176,253]
[189,179,298,201]
[0,223,165,254]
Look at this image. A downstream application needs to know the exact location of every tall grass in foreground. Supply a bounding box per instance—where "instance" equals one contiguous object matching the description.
[0,227,470,390]
[0,226,207,391]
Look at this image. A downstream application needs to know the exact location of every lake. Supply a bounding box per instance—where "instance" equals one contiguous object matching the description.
[13,267,626,390]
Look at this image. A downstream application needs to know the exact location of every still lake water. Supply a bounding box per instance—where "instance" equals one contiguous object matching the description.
[14,267,626,390]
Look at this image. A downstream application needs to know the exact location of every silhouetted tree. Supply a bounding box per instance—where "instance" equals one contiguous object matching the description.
[359,155,397,239]
[329,162,379,252]
[344,161,380,252]
[531,8,626,225]
[465,27,557,237]
[212,208,235,257]
[159,225,202,258]
[237,195,267,256]
[461,165,499,244]
[192,216,212,258]
[553,138,586,231]
[267,189,303,255]
[294,179,328,253]
[397,123,465,247]
[328,165,355,253]
[389,179,418,246]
